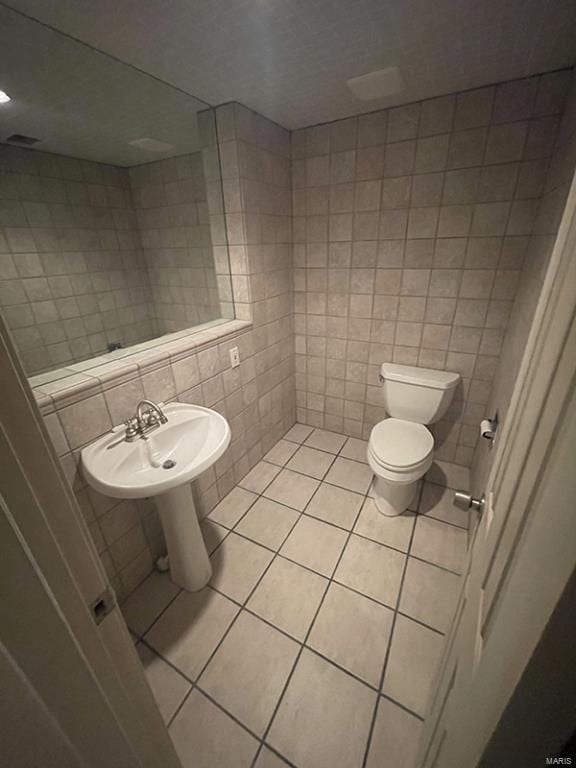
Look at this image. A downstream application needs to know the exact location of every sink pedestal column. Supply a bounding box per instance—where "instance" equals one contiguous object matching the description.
[156,483,212,592]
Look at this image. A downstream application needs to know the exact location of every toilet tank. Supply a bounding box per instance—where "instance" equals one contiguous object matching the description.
[380,363,460,424]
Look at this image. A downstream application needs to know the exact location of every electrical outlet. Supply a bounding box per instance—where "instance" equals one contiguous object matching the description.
[229,346,240,368]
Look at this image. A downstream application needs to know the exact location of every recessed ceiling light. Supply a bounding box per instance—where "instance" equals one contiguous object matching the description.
[128,137,174,153]
[346,67,404,101]
[0,90,11,104]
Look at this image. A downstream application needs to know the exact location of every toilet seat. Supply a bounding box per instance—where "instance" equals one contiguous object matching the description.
[369,418,434,473]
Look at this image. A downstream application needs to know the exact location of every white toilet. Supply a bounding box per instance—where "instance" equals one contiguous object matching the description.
[368,363,460,517]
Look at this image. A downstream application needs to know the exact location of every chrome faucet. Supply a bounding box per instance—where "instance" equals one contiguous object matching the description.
[124,400,168,442]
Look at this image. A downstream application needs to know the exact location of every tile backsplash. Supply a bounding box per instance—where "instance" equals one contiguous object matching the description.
[291,69,572,465]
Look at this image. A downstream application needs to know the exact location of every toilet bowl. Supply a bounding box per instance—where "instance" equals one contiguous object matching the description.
[368,364,460,517]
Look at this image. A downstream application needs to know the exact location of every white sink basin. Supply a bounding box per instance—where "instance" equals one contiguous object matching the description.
[82,402,230,499]
[81,402,231,593]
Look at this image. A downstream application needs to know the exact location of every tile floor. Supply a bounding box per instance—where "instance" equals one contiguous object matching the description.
[122,424,470,768]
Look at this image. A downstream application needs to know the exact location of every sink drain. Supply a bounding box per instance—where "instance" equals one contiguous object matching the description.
[162,459,176,470]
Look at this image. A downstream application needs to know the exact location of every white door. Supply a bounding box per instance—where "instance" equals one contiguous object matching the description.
[0,318,181,767]
[416,177,576,767]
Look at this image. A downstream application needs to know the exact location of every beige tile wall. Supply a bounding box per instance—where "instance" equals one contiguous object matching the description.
[38,102,295,601]
[0,145,155,374]
[129,152,222,332]
[291,70,572,466]
[472,67,576,491]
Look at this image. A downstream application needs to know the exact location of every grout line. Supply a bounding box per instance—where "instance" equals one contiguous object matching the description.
[250,435,368,766]
[125,428,463,766]
[379,691,425,722]
[361,479,423,768]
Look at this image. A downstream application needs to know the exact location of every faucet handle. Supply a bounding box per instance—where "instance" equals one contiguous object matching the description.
[124,417,139,440]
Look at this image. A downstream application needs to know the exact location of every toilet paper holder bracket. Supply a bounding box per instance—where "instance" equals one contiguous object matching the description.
[481,412,499,441]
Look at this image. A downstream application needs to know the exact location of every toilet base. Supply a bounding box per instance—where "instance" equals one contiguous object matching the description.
[372,475,418,517]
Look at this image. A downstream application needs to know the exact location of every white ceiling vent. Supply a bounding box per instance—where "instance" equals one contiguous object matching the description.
[128,137,174,152]
[346,67,405,101]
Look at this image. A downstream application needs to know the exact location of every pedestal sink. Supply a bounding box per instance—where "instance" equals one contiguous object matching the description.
[81,403,230,592]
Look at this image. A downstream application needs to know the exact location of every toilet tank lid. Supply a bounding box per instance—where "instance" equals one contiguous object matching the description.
[380,363,460,390]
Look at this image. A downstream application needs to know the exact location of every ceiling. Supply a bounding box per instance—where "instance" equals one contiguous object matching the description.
[0,5,209,166]
[3,0,576,131]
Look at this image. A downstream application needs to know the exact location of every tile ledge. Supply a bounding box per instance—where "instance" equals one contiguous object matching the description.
[30,319,252,411]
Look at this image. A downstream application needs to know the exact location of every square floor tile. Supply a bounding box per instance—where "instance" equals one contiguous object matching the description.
[210,533,274,602]
[239,461,281,494]
[304,428,348,454]
[366,696,423,768]
[284,423,314,444]
[280,516,348,577]
[248,557,328,641]
[200,519,229,554]
[354,498,415,552]
[382,614,445,716]
[208,487,258,528]
[170,689,258,768]
[255,746,288,768]
[145,588,239,680]
[306,482,364,530]
[199,611,299,736]
[419,481,470,528]
[136,643,191,723]
[426,460,470,489]
[411,516,468,573]
[340,437,369,463]
[335,534,405,607]
[400,557,461,633]
[264,439,300,466]
[268,649,376,768]
[286,445,335,479]
[121,571,180,636]
[325,457,373,494]
[308,583,394,686]
[235,497,299,550]
[263,468,320,511]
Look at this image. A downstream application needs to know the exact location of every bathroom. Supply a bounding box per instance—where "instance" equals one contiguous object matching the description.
[1,1,576,767]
